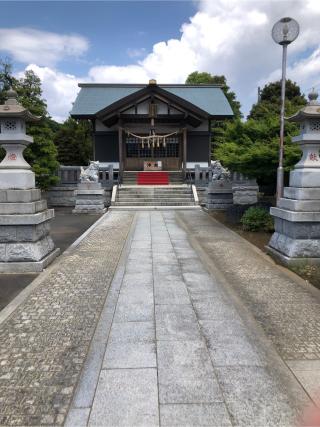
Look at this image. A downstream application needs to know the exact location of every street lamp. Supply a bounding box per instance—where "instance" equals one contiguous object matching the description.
[272,17,299,201]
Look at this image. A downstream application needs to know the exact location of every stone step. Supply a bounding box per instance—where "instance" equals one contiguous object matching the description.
[116,199,194,204]
[117,196,193,200]
[114,202,195,206]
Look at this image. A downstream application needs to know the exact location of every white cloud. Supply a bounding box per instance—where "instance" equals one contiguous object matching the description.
[19,64,82,122]
[0,28,89,66]
[127,48,146,58]
[13,1,320,121]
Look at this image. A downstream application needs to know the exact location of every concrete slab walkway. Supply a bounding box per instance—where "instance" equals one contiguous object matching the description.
[0,209,319,426]
[65,211,317,427]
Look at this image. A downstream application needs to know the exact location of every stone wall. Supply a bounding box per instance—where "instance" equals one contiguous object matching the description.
[44,186,112,208]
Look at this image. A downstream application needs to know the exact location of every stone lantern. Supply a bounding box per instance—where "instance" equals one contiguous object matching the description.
[0,88,59,272]
[267,90,320,265]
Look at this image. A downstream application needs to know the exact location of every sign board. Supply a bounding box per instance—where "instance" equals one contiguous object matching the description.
[144,161,162,171]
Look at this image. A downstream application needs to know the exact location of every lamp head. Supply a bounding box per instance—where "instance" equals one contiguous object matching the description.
[272,17,299,45]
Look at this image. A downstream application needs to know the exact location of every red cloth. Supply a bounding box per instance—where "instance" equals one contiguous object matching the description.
[137,172,169,185]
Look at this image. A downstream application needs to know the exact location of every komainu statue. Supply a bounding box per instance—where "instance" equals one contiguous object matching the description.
[211,160,231,181]
[80,161,100,182]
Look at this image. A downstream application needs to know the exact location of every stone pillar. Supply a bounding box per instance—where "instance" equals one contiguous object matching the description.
[205,161,233,210]
[206,180,233,210]
[73,162,106,214]
[0,88,59,272]
[73,182,106,214]
[232,174,259,205]
[267,90,320,266]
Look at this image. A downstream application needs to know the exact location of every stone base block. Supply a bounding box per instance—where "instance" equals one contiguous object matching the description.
[206,190,233,210]
[206,203,232,210]
[0,248,60,273]
[284,187,320,200]
[268,232,320,258]
[0,169,35,190]
[0,199,47,215]
[72,206,106,214]
[0,235,56,262]
[73,186,106,214]
[0,221,51,243]
[290,168,320,188]
[274,217,320,239]
[232,186,259,205]
[77,182,101,190]
[278,198,320,212]
[270,207,320,222]
[266,245,320,268]
[0,188,41,203]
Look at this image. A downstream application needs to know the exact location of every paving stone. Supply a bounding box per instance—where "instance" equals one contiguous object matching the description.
[131,240,151,249]
[179,258,207,273]
[128,249,152,259]
[122,272,153,287]
[157,340,222,403]
[154,283,190,305]
[108,321,155,344]
[156,304,201,341]
[118,288,154,305]
[200,320,266,367]
[193,298,237,320]
[88,369,159,426]
[113,301,154,322]
[160,403,232,426]
[215,366,305,427]
[126,259,152,274]
[154,264,181,275]
[103,341,157,369]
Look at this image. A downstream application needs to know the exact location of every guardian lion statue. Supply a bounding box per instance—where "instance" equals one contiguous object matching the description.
[211,160,231,181]
[80,161,100,182]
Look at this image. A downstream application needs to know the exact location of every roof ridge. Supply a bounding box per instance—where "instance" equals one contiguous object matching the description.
[78,83,222,88]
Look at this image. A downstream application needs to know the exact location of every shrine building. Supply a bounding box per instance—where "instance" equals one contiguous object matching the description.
[71,80,233,181]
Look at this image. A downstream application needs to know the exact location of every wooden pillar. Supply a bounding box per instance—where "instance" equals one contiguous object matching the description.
[118,125,123,182]
[183,128,187,178]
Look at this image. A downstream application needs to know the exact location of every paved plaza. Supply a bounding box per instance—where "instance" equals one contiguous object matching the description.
[0,210,320,425]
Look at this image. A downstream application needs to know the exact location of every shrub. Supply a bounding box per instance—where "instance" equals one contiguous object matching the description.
[240,206,274,232]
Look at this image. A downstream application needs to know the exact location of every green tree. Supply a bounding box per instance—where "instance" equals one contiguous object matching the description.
[249,80,306,120]
[215,80,307,189]
[0,60,59,189]
[54,117,93,165]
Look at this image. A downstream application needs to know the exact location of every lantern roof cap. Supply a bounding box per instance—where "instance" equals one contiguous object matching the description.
[0,87,40,122]
[287,89,320,122]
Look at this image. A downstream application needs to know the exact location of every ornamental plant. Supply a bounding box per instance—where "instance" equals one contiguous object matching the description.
[240,207,274,232]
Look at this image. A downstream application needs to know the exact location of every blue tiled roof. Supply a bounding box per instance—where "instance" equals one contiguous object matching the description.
[70,84,234,117]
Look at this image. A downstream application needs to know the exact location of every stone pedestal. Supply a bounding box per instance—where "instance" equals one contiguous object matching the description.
[232,179,259,205]
[206,180,233,210]
[0,189,59,272]
[267,90,320,266]
[73,182,106,214]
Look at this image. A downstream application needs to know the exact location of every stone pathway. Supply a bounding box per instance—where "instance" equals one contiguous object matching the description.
[66,211,315,427]
[0,209,319,426]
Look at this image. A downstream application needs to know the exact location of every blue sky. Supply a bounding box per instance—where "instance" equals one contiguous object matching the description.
[0,1,197,76]
[1,1,320,121]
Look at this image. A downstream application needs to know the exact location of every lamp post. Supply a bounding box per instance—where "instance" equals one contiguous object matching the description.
[271,17,299,201]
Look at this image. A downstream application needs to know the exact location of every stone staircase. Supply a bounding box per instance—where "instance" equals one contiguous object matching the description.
[113,185,197,207]
[122,171,184,185]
